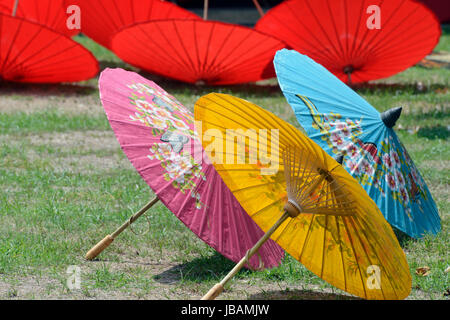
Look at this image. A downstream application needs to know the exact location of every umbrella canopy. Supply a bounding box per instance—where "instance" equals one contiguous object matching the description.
[195,92,411,300]
[274,49,441,238]
[111,19,285,85]
[0,13,98,83]
[70,0,200,48]
[98,68,284,270]
[255,0,441,84]
[0,0,78,36]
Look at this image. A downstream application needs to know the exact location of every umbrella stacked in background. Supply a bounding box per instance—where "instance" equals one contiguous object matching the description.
[70,0,200,49]
[255,0,441,84]
[0,0,98,83]
[111,19,285,85]
[104,0,285,85]
[0,0,78,36]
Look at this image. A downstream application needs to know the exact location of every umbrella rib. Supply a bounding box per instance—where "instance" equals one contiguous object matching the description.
[0,18,25,73]
[171,20,199,78]
[135,23,195,76]
[325,0,345,63]
[339,216,368,299]
[348,0,366,63]
[7,41,80,76]
[200,21,216,77]
[334,211,347,292]
[195,164,218,241]
[320,212,329,279]
[346,216,387,300]
[278,1,340,64]
[351,216,403,298]
[297,214,316,262]
[273,216,298,250]
[210,41,283,82]
[358,4,421,60]
[303,0,342,64]
[202,23,235,77]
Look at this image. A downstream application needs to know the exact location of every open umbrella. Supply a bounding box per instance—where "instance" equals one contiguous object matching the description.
[0,0,78,36]
[274,49,441,238]
[0,13,98,83]
[86,68,285,270]
[255,0,441,84]
[195,93,411,300]
[111,18,285,85]
[70,0,200,49]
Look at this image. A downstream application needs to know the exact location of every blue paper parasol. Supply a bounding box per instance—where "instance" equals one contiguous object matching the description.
[274,49,441,238]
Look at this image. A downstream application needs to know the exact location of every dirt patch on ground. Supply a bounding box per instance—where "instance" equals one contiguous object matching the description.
[1,130,133,174]
[0,95,103,116]
[0,259,431,300]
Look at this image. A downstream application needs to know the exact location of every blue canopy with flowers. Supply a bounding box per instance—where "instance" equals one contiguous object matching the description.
[274,49,441,238]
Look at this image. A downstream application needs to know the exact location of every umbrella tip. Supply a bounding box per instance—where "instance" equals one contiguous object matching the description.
[334,154,344,165]
[381,107,402,128]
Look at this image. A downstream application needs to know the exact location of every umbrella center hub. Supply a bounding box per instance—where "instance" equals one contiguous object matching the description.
[284,199,302,218]
[343,65,354,74]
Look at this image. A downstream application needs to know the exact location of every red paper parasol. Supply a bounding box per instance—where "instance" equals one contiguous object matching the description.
[70,0,200,48]
[418,0,450,23]
[0,0,78,36]
[0,13,98,83]
[111,19,286,85]
[255,0,441,84]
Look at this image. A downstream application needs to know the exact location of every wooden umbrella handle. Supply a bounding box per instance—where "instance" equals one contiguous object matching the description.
[201,211,290,300]
[85,197,159,260]
[85,235,114,260]
[202,284,224,300]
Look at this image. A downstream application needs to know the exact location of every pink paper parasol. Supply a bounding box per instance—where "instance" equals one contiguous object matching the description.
[97,68,284,269]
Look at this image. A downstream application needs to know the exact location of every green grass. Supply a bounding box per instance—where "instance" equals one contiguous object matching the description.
[0,27,448,300]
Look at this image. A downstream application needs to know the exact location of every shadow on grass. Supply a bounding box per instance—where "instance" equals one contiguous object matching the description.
[249,288,359,300]
[393,227,414,247]
[153,252,248,284]
[417,125,450,139]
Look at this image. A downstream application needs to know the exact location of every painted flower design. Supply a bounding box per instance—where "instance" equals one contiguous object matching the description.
[399,187,409,203]
[360,159,374,176]
[390,149,401,167]
[344,143,359,159]
[330,131,345,147]
[347,159,361,175]
[127,82,206,209]
[395,170,406,187]
[382,153,394,170]
[386,173,397,190]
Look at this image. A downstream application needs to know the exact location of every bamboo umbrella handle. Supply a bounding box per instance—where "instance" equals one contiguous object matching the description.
[85,235,114,260]
[202,283,224,300]
[201,211,290,300]
[85,196,159,260]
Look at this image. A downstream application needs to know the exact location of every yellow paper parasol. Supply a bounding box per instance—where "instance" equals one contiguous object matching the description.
[195,93,411,300]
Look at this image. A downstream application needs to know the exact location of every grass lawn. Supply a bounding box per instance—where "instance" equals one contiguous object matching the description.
[0,26,448,300]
